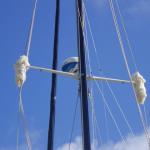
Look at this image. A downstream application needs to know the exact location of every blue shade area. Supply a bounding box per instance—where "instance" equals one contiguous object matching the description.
[62,62,78,72]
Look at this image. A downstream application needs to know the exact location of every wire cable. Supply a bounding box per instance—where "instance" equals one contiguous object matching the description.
[104,103,110,142]
[83,0,135,139]
[106,81,135,136]
[114,0,138,71]
[143,104,149,129]
[16,125,19,150]
[68,90,80,150]
[108,0,150,148]
[25,0,38,57]
[82,2,102,71]
[94,79,127,144]
[113,0,149,141]
[83,8,103,146]
[16,98,20,150]
[89,89,103,146]
[83,9,97,147]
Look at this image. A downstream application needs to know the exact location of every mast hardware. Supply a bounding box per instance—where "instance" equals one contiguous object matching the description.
[15,56,147,105]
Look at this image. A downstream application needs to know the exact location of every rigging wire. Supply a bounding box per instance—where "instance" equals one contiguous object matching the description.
[18,86,32,150]
[90,89,97,150]
[83,11,97,148]
[84,10,92,75]
[25,0,38,57]
[104,102,110,142]
[69,89,80,150]
[79,2,148,146]
[76,0,92,149]
[114,0,149,137]
[88,89,103,146]
[81,5,127,142]
[16,1,38,149]
[114,0,138,71]
[143,104,149,129]
[16,96,20,150]
[82,0,135,139]
[83,8,103,146]
[94,79,127,144]
[88,79,99,149]
[108,0,150,148]
[16,123,19,150]
[106,81,135,136]
[83,1,150,147]
[82,5,102,147]
[77,3,103,148]
[82,2,102,72]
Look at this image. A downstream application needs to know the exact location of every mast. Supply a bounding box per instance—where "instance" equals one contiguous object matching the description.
[47,0,60,149]
[76,0,91,149]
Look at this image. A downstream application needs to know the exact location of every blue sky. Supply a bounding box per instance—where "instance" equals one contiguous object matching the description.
[0,0,150,149]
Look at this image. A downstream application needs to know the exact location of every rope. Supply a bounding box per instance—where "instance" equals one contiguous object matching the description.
[19,86,32,150]
[108,0,150,148]
[25,0,38,57]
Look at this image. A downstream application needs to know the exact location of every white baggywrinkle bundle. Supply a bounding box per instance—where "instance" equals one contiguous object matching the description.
[132,72,147,104]
[15,55,30,87]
